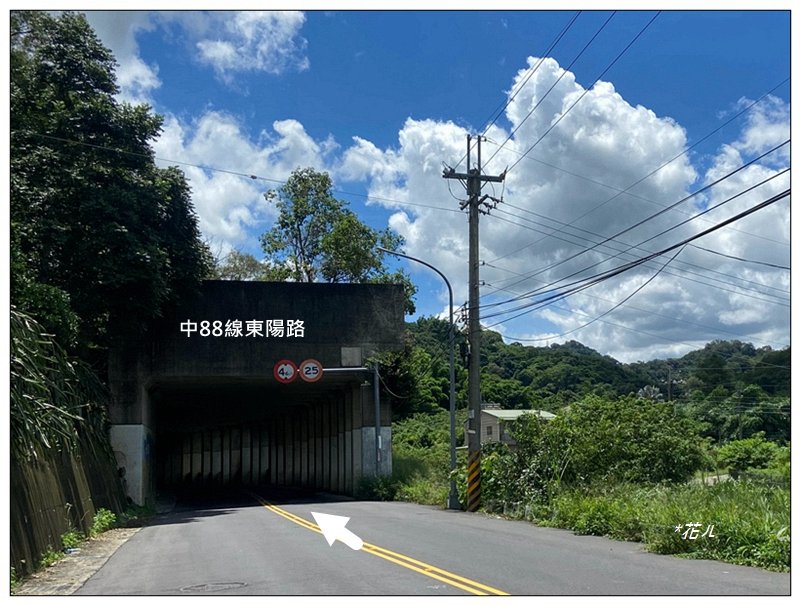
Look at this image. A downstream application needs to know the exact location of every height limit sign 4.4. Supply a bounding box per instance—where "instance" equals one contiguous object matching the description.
[273,359,298,384]
[273,359,324,384]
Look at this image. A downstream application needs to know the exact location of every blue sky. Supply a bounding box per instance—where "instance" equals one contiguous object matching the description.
[83,9,791,362]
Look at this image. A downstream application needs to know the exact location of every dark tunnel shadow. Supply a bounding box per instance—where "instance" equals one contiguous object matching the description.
[148,485,355,523]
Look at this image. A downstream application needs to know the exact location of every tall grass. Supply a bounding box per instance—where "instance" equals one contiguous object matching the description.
[534,481,789,571]
[355,452,453,505]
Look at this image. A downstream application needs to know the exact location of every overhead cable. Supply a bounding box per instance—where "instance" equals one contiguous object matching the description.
[484,143,789,303]
[486,77,791,265]
[480,188,790,324]
[689,244,790,270]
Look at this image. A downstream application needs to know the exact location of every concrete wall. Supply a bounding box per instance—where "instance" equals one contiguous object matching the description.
[10,438,126,576]
[110,424,153,504]
[109,281,404,504]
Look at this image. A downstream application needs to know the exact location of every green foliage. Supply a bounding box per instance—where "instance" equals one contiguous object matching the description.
[377,331,458,420]
[394,476,450,506]
[481,373,534,409]
[684,386,789,444]
[480,416,568,508]
[358,411,465,506]
[11,11,211,352]
[744,348,790,396]
[61,529,82,550]
[210,249,291,282]
[11,307,113,461]
[39,548,64,569]
[90,508,117,537]
[382,320,790,572]
[762,444,790,482]
[355,475,398,501]
[117,503,156,528]
[536,481,789,571]
[556,395,706,485]
[402,321,789,446]
[392,410,458,465]
[642,481,790,571]
[717,433,779,479]
[479,394,706,510]
[11,567,20,591]
[546,490,644,540]
[260,167,416,313]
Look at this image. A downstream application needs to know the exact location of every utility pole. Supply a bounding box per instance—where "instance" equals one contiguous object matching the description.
[443,135,505,511]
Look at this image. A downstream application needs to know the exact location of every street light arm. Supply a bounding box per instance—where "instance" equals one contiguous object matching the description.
[377,247,453,307]
[376,246,460,510]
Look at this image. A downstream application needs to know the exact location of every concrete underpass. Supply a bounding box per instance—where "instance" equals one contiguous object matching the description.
[108,281,404,505]
[152,375,387,495]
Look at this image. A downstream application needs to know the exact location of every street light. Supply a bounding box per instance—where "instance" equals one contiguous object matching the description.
[377,247,460,510]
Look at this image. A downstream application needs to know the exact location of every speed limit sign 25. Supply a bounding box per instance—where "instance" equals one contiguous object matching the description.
[299,359,324,383]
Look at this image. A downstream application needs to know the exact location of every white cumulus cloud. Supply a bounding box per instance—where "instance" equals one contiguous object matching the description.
[189,11,309,83]
[88,11,309,96]
[84,11,161,103]
[153,111,334,254]
[337,56,789,361]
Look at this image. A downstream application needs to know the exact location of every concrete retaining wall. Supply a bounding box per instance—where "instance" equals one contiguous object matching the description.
[10,438,125,577]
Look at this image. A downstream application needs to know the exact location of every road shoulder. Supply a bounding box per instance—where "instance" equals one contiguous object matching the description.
[12,527,140,595]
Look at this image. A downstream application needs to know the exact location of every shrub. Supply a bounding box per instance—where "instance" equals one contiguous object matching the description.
[39,548,64,569]
[61,530,83,550]
[556,395,705,484]
[90,508,117,537]
[355,475,398,501]
[717,433,779,478]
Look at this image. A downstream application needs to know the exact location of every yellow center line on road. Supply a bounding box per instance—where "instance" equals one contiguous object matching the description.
[251,494,510,596]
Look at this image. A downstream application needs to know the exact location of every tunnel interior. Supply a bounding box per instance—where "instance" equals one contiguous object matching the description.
[150,372,378,497]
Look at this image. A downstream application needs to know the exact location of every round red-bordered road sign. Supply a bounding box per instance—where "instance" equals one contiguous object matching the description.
[273,359,298,384]
[299,358,324,383]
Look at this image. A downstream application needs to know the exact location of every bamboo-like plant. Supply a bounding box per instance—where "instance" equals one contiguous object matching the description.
[10,307,110,461]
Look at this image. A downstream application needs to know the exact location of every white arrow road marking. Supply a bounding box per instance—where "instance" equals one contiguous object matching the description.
[311,512,364,551]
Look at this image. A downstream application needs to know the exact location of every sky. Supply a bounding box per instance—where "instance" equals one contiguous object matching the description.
[77,9,790,363]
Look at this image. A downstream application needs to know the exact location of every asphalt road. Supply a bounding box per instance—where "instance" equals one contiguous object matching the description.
[76,489,789,596]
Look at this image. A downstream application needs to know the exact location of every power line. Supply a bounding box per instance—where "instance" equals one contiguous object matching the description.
[13,129,462,216]
[480,188,790,324]
[484,199,790,301]
[688,244,790,270]
[483,11,619,169]
[452,11,583,171]
[483,145,789,305]
[481,294,791,369]
[486,77,790,265]
[481,194,790,314]
[488,245,685,342]
[491,11,661,174]
[483,143,789,252]
[483,188,790,322]
[481,269,789,350]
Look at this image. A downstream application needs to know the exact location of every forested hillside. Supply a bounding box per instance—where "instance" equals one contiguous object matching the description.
[381,317,789,445]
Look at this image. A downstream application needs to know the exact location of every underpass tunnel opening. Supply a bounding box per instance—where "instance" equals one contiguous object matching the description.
[149,372,390,499]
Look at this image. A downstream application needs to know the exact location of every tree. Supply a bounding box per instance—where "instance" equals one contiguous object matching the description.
[636,384,664,402]
[717,432,779,479]
[554,394,705,484]
[211,249,291,281]
[378,340,450,420]
[259,167,416,313]
[11,11,211,352]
